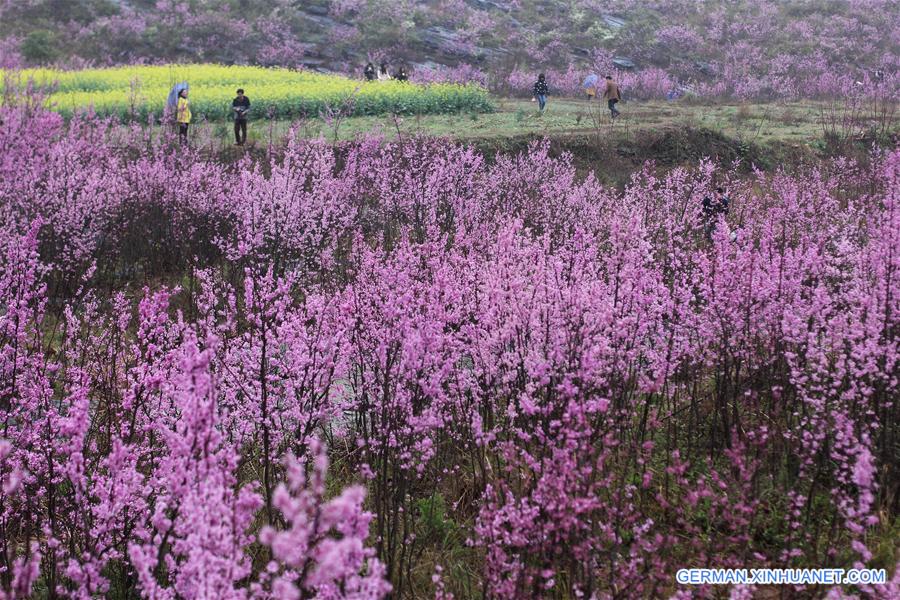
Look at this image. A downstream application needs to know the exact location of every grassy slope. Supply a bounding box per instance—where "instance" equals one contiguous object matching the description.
[193,97,894,188]
[208,98,870,147]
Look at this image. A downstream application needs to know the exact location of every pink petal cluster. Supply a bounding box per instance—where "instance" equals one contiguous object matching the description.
[0,101,897,598]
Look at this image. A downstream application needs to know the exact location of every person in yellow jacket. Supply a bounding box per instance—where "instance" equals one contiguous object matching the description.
[176,88,191,144]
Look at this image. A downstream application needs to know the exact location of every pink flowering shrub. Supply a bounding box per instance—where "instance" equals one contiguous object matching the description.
[0,104,898,598]
[412,64,489,87]
[254,442,391,600]
[126,337,262,600]
[504,65,677,100]
[0,36,22,70]
[0,442,41,600]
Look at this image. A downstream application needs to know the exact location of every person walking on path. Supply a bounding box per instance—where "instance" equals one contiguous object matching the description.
[364,62,376,81]
[533,73,549,112]
[232,88,250,146]
[603,75,621,118]
[176,88,191,144]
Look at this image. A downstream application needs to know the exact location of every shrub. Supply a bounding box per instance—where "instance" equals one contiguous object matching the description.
[19,30,59,64]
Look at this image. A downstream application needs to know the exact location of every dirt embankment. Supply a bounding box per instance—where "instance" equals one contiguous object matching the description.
[216,123,888,189]
[469,126,823,188]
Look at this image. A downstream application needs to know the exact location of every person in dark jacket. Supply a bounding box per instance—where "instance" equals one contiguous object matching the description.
[702,187,730,240]
[394,65,409,82]
[364,62,376,81]
[533,73,549,112]
[602,75,621,118]
[232,89,250,146]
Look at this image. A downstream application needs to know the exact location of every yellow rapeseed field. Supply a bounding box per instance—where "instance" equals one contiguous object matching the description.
[3,64,493,120]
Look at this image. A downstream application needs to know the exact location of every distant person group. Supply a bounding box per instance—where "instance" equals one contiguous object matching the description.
[364,62,408,82]
[535,73,623,118]
[172,58,410,148]
[170,66,625,147]
[172,87,251,146]
[173,60,408,147]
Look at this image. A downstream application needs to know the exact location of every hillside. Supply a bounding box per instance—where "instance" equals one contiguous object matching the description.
[1,0,897,100]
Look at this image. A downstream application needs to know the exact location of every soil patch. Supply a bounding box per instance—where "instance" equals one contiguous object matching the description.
[469,126,819,188]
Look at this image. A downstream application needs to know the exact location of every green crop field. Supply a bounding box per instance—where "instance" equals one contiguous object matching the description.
[2,64,493,121]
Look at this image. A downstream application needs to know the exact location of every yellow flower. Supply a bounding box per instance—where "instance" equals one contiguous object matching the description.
[1,64,492,120]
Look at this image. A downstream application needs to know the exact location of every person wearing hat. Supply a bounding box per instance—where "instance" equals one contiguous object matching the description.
[533,73,549,112]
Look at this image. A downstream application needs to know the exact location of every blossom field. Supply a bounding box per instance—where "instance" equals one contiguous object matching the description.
[0,83,898,600]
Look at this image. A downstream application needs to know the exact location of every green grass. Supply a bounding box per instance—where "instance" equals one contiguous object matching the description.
[188,97,896,153]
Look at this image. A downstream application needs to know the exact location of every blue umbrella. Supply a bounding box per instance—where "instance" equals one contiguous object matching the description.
[582,74,599,89]
[166,81,189,113]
